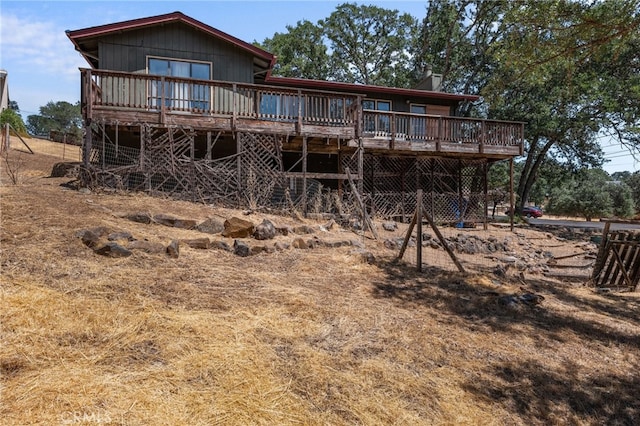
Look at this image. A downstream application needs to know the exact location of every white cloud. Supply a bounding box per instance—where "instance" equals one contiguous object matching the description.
[0,13,86,80]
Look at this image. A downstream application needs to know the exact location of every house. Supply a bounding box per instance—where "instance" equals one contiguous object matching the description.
[67,11,523,223]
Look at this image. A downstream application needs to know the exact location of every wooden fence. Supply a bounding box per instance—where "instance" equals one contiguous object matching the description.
[591,221,640,291]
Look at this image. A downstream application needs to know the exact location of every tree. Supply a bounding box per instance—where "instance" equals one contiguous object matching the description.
[26,101,81,139]
[607,181,635,218]
[622,171,640,212]
[547,168,615,221]
[8,100,19,112]
[486,0,640,211]
[0,108,27,135]
[258,20,331,80]
[321,3,417,87]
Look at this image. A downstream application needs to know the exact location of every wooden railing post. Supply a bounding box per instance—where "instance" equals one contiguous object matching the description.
[390,112,396,150]
[297,89,303,134]
[160,76,166,124]
[232,83,237,130]
[436,116,442,151]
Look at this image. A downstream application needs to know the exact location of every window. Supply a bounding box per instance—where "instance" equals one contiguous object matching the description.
[363,99,392,134]
[148,57,211,110]
[410,104,427,138]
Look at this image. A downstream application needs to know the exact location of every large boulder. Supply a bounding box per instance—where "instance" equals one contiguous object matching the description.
[254,219,276,240]
[128,240,165,254]
[195,218,225,234]
[125,212,153,224]
[222,217,255,238]
[181,238,211,249]
[153,214,197,230]
[94,242,132,258]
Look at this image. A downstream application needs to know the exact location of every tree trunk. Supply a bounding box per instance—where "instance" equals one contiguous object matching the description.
[518,138,555,211]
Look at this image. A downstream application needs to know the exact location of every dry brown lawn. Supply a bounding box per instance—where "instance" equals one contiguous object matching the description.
[1,140,639,425]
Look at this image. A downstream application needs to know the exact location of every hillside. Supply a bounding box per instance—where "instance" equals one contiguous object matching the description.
[1,140,639,425]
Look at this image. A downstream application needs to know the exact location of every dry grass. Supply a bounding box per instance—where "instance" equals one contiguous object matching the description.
[1,143,639,425]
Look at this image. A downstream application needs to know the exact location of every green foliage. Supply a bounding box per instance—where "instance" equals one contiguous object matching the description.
[0,108,27,135]
[622,171,640,212]
[607,182,635,218]
[258,20,330,80]
[26,101,81,140]
[546,168,635,220]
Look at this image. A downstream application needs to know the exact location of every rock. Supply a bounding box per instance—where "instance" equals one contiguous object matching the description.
[154,214,197,230]
[292,237,309,249]
[233,240,250,257]
[250,245,267,255]
[274,242,290,251]
[275,226,291,236]
[254,219,276,240]
[429,240,440,249]
[222,217,255,238]
[78,188,91,195]
[493,264,508,277]
[94,242,132,258]
[195,218,225,234]
[350,248,375,264]
[382,222,398,232]
[181,238,210,249]
[166,240,180,258]
[107,231,134,242]
[211,240,232,251]
[293,225,315,235]
[323,219,336,231]
[422,233,432,241]
[127,240,165,254]
[503,256,518,263]
[125,212,153,224]
[76,227,110,248]
[384,239,398,250]
[307,238,322,249]
[323,240,350,248]
[350,239,365,249]
[51,162,80,178]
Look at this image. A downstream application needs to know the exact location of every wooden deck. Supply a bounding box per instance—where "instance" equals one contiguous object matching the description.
[81,69,524,158]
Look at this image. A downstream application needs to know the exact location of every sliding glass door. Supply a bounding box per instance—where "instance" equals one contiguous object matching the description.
[148,57,211,111]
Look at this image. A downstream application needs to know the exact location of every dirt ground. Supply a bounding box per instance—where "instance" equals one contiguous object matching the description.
[1,140,639,425]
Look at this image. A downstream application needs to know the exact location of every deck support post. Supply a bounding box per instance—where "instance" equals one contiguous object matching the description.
[236,132,242,198]
[101,120,106,170]
[83,120,92,168]
[483,160,488,230]
[206,131,212,160]
[509,157,515,232]
[357,139,364,195]
[302,136,308,214]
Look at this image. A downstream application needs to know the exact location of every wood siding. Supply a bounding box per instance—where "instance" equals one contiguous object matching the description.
[98,22,254,83]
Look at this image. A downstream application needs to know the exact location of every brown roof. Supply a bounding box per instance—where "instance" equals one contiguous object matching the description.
[265,76,480,102]
[67,11,275,68]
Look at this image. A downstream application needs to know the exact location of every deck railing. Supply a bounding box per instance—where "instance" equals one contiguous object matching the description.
[82,69,359,127]
[81,69,524,148]
[362,110,524,147]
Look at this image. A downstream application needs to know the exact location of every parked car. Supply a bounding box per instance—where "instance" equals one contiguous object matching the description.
[505,206,543,218]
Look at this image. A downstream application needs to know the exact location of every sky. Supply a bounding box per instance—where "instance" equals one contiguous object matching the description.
[0,0,637,174]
